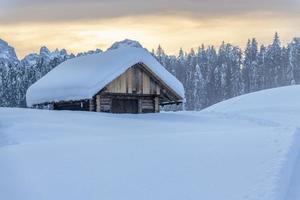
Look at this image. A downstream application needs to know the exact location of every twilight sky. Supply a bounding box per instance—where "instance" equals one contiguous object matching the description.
[0,0,300,58]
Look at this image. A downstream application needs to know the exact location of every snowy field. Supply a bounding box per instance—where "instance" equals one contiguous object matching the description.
[1,85,300,200]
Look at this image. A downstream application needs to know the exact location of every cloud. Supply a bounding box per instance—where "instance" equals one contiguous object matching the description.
[0,0,299,23]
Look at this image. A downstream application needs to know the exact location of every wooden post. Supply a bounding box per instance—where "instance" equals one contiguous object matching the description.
[138,99,142,113]
[127,68,133,93]
[156,85,160,95]
[89,98,95,111]
[96,95,101,112]
[154,97,160,113]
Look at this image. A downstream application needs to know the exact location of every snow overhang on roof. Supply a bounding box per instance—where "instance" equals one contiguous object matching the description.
[26,47,185,107]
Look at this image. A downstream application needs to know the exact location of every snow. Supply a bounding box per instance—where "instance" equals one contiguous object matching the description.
[26,47,185,107]
[286,146,300,199]
[39,47,69,61]
[204,85,300,114]
[107,39,143,51]
[2,85,300,200]
[22,53,39,66]
[0,39,18,61]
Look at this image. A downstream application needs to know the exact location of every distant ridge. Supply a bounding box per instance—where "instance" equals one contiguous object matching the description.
[107,39,143,51]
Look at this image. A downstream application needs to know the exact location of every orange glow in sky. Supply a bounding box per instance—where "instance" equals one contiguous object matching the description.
[1,12,299,58]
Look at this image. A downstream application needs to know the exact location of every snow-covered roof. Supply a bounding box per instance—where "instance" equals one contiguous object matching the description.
[26,47,185,107]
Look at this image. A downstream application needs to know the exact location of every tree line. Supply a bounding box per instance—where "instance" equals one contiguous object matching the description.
[0,33,300,110]
[155,33,300,110]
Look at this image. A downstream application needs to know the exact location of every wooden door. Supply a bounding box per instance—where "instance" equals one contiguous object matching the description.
[111,98,138,113]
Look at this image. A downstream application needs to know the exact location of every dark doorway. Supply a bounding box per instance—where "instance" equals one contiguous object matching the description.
[111,98,138,113]
[53,100,89,111]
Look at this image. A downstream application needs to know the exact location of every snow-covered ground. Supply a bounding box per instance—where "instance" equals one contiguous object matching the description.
[1,85,300,200]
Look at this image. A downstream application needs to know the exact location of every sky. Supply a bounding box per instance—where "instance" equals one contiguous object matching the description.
[0,0,300,58]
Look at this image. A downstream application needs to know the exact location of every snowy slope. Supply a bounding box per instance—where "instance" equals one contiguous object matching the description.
[1,85,300,200]
[203,85,300,200]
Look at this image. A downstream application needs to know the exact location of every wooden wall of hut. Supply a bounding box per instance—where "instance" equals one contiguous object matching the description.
[91,94,160,114]
[104,65,161,96]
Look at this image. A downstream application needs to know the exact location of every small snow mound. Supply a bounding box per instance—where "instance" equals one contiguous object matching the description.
[204,85,300,113]
[107,39,143,51]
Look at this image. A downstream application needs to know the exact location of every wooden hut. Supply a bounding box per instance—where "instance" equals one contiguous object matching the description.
[26,47,184,113]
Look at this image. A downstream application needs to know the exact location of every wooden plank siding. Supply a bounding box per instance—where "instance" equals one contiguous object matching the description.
[154,97,160,113]
[89,98,95,111]
[127,68,133,93]
[92,64,183,113]
[143,72,150,94]
[96,95,101,112]
[104,65,160,96]
[100,96,111,112]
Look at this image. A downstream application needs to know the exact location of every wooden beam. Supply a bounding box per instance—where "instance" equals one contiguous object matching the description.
[103,92,159,98]
[138,99,142,113]
[154,97,160,113]
[160,101,183,106]
[138,63,183,101]
[89,98,95,111]
[96,95,101,112]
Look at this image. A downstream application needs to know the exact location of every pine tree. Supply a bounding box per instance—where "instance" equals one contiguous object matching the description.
[193,64,206,110]
[289,38,300,84]
[256,45,266,90]
[265,32,282,88]
[175,48,187,86]
[242,40,252,93]
[217,43,243,100]
[281,46,292,85]
[185,49,197,110]
[242,38,258,93]
[206,46,218,105]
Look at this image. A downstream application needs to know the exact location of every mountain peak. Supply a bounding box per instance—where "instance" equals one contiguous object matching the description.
[39,46,51,56]
[0,39,9,47]
[107,39,143,51]
[0,39,18,60]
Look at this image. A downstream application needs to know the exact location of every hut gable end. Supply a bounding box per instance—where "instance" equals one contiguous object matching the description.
[104,64,161,96]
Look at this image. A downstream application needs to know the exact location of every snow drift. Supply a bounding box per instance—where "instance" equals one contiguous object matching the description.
[1,85,300,200]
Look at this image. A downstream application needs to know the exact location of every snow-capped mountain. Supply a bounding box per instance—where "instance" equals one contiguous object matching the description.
[40,47,72,61]
[0,39,19,69]
[107,39,143,51]
[20,47,74,87]
[21,53,40,67]
[0,39,18,61]
[21,47,74,68]
[77,49,102,57]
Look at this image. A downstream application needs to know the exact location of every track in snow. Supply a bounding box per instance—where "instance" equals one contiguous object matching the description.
[285,133,300,200]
